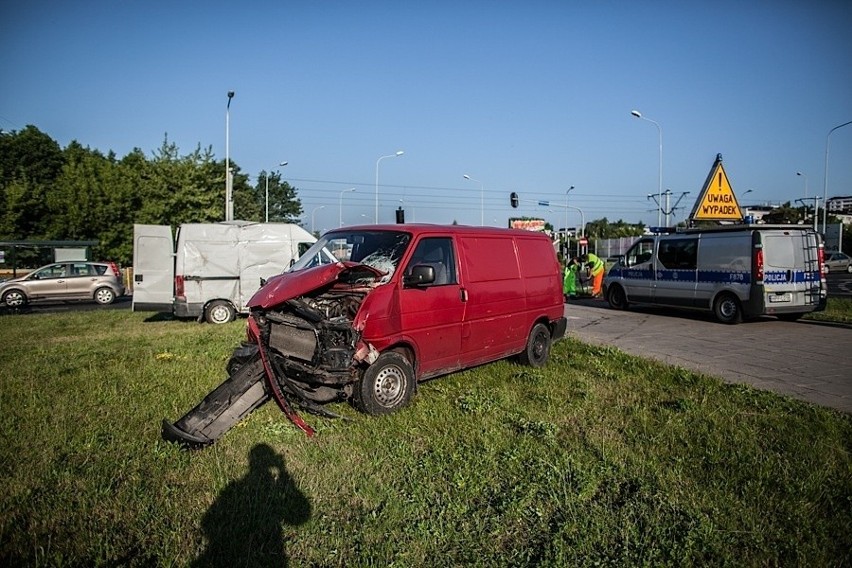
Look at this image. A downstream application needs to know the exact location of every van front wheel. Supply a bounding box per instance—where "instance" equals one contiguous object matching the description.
[607,285,629,310]
[713,293,742,324]
[353,352,415,415]
[519,323,552,368]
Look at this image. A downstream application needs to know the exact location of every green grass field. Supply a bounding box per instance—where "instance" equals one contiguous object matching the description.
[0,307,850,566]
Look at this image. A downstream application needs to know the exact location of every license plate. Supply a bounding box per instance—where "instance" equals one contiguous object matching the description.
[769,293,792,303]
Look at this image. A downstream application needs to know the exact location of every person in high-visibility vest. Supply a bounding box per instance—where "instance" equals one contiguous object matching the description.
[582,253,605,297]
[563,257,580,299]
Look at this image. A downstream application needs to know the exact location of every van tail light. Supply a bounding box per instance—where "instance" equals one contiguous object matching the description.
[817,245,826,276]
[175,275,185,300]
[755,248,764,283]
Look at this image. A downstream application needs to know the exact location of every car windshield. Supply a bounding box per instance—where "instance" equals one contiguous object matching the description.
[289,230,412,280]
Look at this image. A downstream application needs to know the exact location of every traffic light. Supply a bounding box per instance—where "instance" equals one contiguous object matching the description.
[510,192,519,208]
[395,207,405,224]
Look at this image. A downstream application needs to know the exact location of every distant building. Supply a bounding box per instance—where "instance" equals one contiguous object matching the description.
[742,204,775,223]
[827,196,852,214]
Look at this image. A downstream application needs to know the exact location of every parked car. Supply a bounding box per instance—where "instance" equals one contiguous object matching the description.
[824,251,852,274]
[0,261,125,307]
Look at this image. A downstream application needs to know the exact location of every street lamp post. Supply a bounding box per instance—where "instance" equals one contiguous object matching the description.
[375,151,404,224]
[339,187,356,227]
[823,120,852,233]
[565,185,575,234]
[311,205,325,234]
[225,91,235,221]
[631,109,663,227]
[265,161,288,223]
[797,171,810,227]
[463,174,485,225]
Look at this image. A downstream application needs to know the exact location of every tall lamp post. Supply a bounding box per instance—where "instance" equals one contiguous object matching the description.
[796,171,809,227]
[565,185,575,234]
[225,91,235,221]
[265,161,288,223]
[463,174,485,225]
[375,151,404,224]
[311,205,325,234]
[339,187,356,227]
[631,109,663,227]
[823,120,852,233]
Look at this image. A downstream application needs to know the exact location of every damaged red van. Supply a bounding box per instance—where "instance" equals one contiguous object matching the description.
[162,224,568,446]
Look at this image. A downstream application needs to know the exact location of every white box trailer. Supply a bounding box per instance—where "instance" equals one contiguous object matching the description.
[132,222,316,323]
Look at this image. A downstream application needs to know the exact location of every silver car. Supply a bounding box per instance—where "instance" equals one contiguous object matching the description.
[0,261,125,307]
[824,252,852,274]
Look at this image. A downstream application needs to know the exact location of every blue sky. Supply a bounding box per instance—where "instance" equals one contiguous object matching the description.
[2,1,851,233]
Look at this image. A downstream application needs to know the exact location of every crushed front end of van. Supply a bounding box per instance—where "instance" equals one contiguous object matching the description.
[161,261,392,447]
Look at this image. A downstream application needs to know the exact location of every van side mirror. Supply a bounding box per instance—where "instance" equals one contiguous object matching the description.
[403,264,435,287]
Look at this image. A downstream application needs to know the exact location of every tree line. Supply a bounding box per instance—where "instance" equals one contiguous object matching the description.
[0,125,302,266]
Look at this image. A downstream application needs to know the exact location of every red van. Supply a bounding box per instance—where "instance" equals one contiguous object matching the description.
[163,224,567,446]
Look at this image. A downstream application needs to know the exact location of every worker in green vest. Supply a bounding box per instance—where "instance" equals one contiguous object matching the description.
[581,253,605,297]
[563,257,580,300]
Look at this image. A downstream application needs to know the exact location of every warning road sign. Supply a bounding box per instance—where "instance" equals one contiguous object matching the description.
[689,154,743,221]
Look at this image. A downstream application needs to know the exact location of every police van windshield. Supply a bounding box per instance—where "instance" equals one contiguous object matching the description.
[290,230,412,278]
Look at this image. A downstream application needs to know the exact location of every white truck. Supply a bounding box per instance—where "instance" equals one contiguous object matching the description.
[132,222,316,323]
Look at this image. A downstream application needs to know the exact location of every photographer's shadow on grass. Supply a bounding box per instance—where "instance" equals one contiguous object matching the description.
[192,443,311,568]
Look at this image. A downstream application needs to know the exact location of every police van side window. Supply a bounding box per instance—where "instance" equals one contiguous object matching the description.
[657,238,697,270]
[626,239,654,266]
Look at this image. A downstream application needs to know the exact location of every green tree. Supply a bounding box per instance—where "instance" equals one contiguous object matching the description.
[0,125,64,239]
[762,202,802,225]
[252,170,303,223]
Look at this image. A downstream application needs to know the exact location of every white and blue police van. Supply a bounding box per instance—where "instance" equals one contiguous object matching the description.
[602,224,827,323]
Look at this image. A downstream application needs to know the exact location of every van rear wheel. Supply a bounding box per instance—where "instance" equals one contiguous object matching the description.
[205,300,236,324]
[353,352,415,415]
[713,293,742,324]
[519,323,552,368]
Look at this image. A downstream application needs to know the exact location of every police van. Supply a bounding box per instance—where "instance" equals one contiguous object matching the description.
[602,225,826,323]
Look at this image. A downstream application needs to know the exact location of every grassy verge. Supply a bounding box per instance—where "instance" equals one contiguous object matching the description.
[805,296,852,324]
[1,310,850,566]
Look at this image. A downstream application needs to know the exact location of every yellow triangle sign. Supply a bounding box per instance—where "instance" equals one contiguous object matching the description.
[689,154,743,221]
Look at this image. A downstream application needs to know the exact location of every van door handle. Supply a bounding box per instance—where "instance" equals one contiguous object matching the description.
[460,288,468,302]
[135,274,143,282]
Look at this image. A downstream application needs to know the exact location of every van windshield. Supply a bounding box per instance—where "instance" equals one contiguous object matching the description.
[290,230,412,279]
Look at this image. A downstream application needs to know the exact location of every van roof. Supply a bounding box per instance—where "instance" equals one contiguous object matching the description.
[328,223,552,238]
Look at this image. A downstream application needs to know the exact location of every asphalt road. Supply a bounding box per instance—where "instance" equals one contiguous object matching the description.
[564,298,852,414]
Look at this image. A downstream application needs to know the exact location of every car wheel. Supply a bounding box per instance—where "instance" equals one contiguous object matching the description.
[353,352,415,415]
[519,322,552,368]
[607,284,629,310]
[2,289,27,307]
[713,293,742,324]
[205,300,236,324]
[94,287,116,305]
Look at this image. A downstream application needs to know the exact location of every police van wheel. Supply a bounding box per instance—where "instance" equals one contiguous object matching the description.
[713,294,742,324]
[519,323,552,368]
[205,300,236,324]
[607,285,629,310]
[353,352,415,415]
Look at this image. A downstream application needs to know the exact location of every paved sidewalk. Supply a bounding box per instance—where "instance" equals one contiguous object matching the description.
[563,299,852,414]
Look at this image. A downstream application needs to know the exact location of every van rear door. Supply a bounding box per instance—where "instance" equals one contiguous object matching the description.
[761,229,822,309]
[132,224,175,312]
